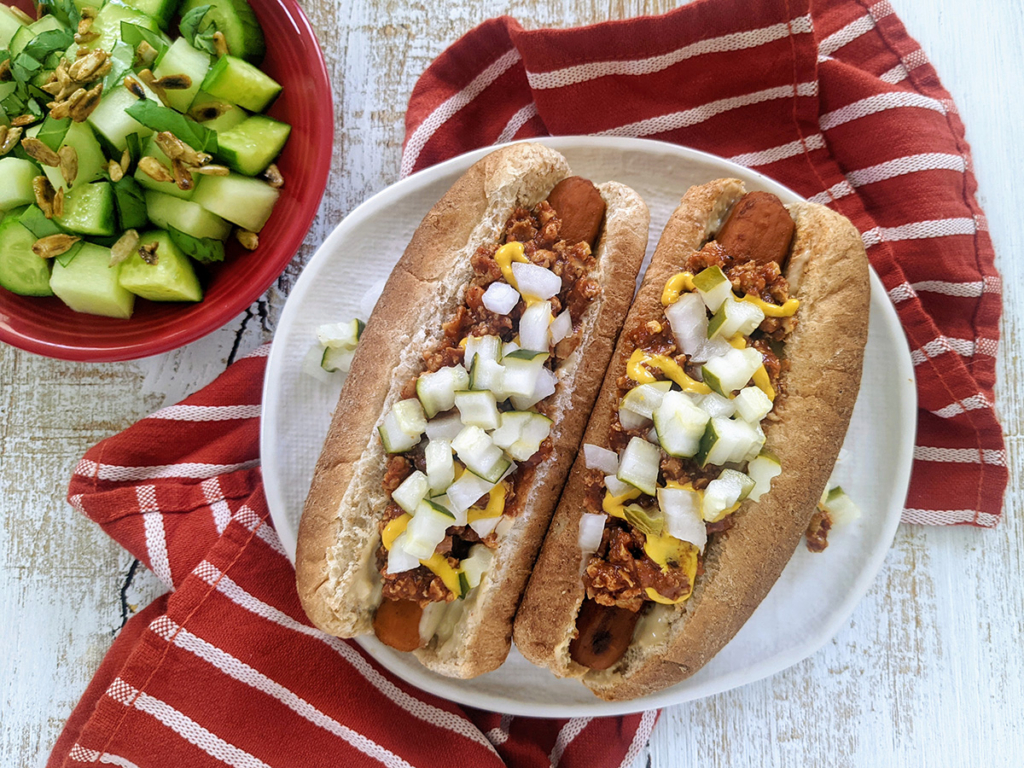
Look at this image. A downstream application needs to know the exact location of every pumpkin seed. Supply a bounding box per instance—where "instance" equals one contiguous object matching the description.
[109,229,140,266]
[32,234,81,259]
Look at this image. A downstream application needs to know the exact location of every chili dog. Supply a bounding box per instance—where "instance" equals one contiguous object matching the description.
[296,143,650,678]
[514,179,869,700]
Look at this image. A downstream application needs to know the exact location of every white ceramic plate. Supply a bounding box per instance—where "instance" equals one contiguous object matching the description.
[261,137,916,717]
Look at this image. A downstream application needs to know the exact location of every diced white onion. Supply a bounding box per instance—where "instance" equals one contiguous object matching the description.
[734,386,773,423]
[665,292,708,356]
[482,281,520,315]
[469,515,501,538]
[460,544,494,589]
[693,391,736,418]
[512,262,561,300]
[549,310,572,344]
[578,513,607,553]
[658,487,707,552]
[425,441,454,494]
[604,474,633,497]
[386,533,420,574]
[618,406,650,431]
[446,471,496,514]
[584,444,619,474]
[509,366,557,411]
[518,300,552,351]
[425,412,463,442]
[689,336,733,364]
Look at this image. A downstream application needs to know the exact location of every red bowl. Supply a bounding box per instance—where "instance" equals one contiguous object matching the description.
[0,0,333,361]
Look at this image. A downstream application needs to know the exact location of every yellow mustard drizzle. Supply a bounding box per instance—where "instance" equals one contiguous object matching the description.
[627,349,711,395]
[643,536,699,604]
[741,294,800,317]
[661,272,695,306]
[494,241,528,290]
[381,513,411,550]
[420,552,462,595]
[468,482,506,521]
[752,366,776,401]
[602,487,642,518]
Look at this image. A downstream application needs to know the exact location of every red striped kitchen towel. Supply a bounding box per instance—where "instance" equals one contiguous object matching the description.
[404,0,1007,527]
[52,345,657,768]
[51,2,1005,767]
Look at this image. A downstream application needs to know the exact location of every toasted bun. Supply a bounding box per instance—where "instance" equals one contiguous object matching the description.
[295,142,650,678]
[513,180,870,700]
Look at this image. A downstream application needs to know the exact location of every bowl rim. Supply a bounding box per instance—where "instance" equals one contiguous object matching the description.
[0,0,333,363]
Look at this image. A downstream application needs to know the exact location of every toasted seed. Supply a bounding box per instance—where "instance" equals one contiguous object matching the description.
[138,156,173,183]
[68,49,108,83]
[76,46,91,58]
[22,138,61,167]
[11,114,38,128]
[33,176,55,218]
[236,229,259,251]
[0,126,6,152]
[0,126,23,157]
[213,31,229,57]
[138,69,173,107]
[69,83,103,122]
[0,59,10,82]
[73,30,99,44]
[53,187,65,219]
[109,229,140,266]
[32,234,81,259]
[119,148,130,174]
[41,80,63,96]
[9,5,33,23]
[76,17,93,36]
[154,131,208,167]
[124,76,146,100]
[188,101,229,122]
[192,164,230,176]
[107,158,124,182]
[152,73,192,90]
[81,6,99,19]
[59,146,78,186]
[136,41,159,67]
[261,164,284,189]
[171,158,193,191]
[138,241,159,265]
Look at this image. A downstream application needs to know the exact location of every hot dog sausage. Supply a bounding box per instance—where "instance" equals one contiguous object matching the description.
[569,599,640,670]
[373,599,423,652]
[715,191,795,266]
[546,177,607,247]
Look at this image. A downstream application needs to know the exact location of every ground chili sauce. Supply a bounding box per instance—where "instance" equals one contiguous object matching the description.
[378,202,600,606]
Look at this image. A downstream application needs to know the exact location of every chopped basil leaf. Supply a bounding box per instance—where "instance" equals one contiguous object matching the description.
[124,132,143,173]
[119,21,169,60]
[55,241,84,267]
[168,226,225,263]
[36,0,81,28]
[22,28,74,62]
[113,176,148,230]
[179,5,220,55]
[19,205,64,239]
[125,99,218,153]
[36,116,71,152]
[103,40,136,93]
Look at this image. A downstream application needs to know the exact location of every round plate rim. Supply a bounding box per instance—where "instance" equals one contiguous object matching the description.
[261,135,917,717]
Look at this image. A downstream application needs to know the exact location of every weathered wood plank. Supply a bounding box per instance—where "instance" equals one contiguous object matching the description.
[1,0,1020,765]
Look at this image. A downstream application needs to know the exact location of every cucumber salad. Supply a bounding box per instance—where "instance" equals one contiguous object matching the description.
[0,0,289,318]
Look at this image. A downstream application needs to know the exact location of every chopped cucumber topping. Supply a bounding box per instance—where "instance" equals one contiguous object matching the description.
[392,470,430,514]
[454,390,500,430]
[653,390,710,459]
[747,451,782,502]
[425,440,455,494]
[692,265,732,311]
[616,437,661,497]
[416,365,469,418]
[707,296,765,339]
[620,381,673,420]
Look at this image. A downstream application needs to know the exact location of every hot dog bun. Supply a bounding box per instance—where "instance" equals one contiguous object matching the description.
[513,178,869,699]
[296,143,650,678]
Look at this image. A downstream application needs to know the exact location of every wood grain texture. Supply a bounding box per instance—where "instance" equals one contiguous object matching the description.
[0,0,1020,765]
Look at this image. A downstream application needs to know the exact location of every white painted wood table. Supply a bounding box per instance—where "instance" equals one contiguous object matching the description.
[2,1,1021,765]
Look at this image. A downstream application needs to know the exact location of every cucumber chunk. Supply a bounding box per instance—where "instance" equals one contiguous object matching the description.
[191,172,278,233]
[119,230,203,302]
[145,189,232,240]
[88,84,159,152]
[0,158,41,211]
[78,1,163,53]
[50,242,135,318]
[201,54,281,112]
[180,0,266,64]
[29,121,107,192]
[9,24,33,56]
[152,38,211,112]
[55,182,117,237]
[122,0,180,29]
[216,115,290,176]
[0,218,53,296]
[0,6,26,49]
[188,91,249,132]
[134,136,195,200]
